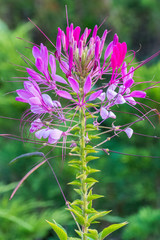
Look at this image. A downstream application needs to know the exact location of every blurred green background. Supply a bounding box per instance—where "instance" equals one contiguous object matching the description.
[0,0,160,239]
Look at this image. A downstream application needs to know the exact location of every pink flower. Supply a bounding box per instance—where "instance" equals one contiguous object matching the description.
[35,128,63,144]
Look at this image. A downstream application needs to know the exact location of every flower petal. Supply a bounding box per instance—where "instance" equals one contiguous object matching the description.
[108,111,116,119]
[56,90,73,100]
[124,127,133,138]
[68,77,79,93]
[104,41,113,61]
[124,78,134,89]
[100,107,109,119]
[125,96,136,105]
[49,54,56,75]
[29,97,42,105]
[32,46,40,59]
[89,90,103,101]
[53,74,67,84]
[98,92,105,101]
[130,90,146,98]
[35,57,44,72]
[35,129,46,139]
[107,89,117,101]
[84,75,92,94]
[114,94,126,104]
[16,89,32,101]
[42,94,53,107]
[30,118,43,133]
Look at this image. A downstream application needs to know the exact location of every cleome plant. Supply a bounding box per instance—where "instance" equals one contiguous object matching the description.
[7,13,160,240]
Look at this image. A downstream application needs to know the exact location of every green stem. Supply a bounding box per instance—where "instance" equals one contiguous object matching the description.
[79,106,88,240]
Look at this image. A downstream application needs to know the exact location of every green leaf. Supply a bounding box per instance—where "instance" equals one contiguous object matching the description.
[85,229,99,240]
[85,208,97,214]
[85,178,98,184]
[68,180,81,186]
[46,220,67,240]
[71,146,80,153]
[68,238,81,240]
[71,200,83,206]
[68,160,82,165]
[87,194,104,201]
[68,209,85,225]
[74,188,82,195]
[99,222,128,240]
[70,126,80,132]
[85,145,98,154]
[86,156,99,162]
[88,134,100,140]
[86,114,98,119]
[68,164,80,170]
[86,124,98,131]
[70,205,82,213]
[75,230,82,237]
[87,182,97,190]
[86,167,100,175]
[88,211,111,224]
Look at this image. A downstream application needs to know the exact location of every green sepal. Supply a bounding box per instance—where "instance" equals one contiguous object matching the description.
[46,220,67,240]
[99,222,128,240]
[87,194,104,201]
[85,229,99,240]
[86,156,100,162]
[88,211,111,224]
[68,180,81,186]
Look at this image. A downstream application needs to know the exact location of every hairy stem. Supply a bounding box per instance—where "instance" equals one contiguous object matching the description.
[79,106,88,240]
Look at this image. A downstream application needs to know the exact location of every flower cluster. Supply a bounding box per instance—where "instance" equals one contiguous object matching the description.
[16,23,147,144]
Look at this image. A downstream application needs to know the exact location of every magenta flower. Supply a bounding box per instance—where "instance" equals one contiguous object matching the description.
[15,21,154,146]
[11,17,160,240]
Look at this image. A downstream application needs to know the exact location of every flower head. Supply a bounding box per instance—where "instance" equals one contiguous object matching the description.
[15,21,156,148]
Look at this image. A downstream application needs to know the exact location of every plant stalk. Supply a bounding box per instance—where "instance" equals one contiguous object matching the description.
[79,106,88,240]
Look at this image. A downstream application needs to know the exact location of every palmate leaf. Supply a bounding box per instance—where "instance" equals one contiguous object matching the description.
[46,220,67,240]
[99,222,128,240]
